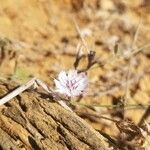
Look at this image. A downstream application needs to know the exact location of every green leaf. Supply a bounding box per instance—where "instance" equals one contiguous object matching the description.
[12,66,29,83]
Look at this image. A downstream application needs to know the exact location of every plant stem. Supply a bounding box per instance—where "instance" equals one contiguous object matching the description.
[71,102,150,109]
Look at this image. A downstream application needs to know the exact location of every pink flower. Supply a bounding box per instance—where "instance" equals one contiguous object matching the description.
[54,70,88,97]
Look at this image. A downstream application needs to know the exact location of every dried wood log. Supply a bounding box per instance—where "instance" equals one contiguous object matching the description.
[0,80,109,150]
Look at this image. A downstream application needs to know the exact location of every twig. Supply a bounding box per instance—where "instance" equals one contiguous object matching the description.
[0,78,72,111]
[72,102,150,109]
[73,43,84,69]
[73,18,90,53]
[89,42,150,72]
[97,130,120,150]
[0,77,37,105]
[129,43,150,57]
[124,18,142,102]
[138,106,150,126]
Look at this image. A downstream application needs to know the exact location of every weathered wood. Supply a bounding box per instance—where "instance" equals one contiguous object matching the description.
[0,80,109,150]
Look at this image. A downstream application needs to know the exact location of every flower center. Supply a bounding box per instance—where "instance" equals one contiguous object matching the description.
[66,80,78,90]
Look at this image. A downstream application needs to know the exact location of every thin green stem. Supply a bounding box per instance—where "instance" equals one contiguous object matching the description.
[71,101,150,109]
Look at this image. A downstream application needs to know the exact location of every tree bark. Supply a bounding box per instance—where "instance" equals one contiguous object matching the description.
[0,79,109,150]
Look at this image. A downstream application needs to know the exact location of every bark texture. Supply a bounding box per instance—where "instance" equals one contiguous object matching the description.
[0,79,109,150]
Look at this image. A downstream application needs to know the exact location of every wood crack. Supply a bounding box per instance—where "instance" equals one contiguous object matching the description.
[39,102,108,150]
[0,80,109,150]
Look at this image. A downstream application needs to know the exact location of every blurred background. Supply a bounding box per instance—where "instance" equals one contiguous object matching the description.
[0,0,150,144]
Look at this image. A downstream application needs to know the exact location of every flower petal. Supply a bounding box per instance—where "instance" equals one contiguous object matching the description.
[68,70,78,80]
[54,79,65,90]
[54,70,88,97]
[58,71,67,85]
